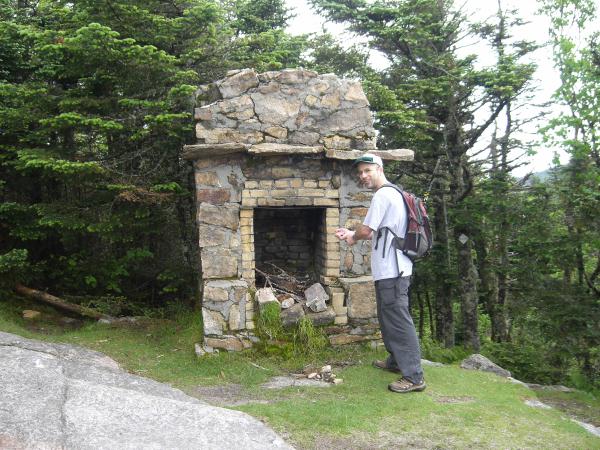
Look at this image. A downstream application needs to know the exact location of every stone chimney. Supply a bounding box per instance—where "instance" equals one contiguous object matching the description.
[183,68,413,352]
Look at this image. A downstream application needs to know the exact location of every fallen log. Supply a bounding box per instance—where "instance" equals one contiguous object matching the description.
[14,284,110,320]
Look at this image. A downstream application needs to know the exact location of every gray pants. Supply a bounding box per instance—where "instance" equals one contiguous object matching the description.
[375,276,423,383]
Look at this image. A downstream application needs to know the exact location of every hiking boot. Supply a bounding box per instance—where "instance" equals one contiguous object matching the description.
[388,377,426,393]
[372,360,401,374]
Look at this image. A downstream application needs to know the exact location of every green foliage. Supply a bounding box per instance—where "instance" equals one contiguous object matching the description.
[255,306,329,358]
[292,316,328,355]
[0,0,308,308]
[256,302,284,341]
[482,341,562,385]
[232,0,293,34]
[420,337,470,364]
[0,248,30,288]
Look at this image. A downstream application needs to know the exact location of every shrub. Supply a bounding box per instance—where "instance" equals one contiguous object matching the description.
[292,316,328,356]
[255,302,284,341]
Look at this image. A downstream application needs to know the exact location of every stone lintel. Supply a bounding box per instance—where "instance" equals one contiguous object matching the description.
[182,143,250,160]
[325,149,414,162]
[338,276,373,287]
[248,143,324,155]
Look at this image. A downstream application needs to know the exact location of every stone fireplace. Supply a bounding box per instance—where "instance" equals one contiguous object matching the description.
[182,68,413,352]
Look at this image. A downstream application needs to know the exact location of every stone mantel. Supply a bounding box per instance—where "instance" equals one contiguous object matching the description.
[183,142,414,162]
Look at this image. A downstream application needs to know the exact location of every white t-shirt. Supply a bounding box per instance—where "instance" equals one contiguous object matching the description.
[363,185,413,280]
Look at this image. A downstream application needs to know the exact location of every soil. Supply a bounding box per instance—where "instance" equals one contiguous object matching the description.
[186,383,275,407]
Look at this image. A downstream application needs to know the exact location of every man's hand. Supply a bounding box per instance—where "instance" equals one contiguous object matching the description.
[335,228,356,245]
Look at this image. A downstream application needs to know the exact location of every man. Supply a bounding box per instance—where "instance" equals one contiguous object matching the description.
[335,153,426,393]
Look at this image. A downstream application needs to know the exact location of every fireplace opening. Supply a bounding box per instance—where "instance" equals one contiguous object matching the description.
[254,207,326,285]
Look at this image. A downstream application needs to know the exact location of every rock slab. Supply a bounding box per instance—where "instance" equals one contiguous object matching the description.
[460,353,512,378]
[0,331,291,450]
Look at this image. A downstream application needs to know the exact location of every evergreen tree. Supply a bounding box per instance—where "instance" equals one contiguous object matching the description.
[0,0,308,310]
[310,0,536,350]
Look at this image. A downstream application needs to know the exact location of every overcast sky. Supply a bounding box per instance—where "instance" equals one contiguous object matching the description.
[283,0,593,175]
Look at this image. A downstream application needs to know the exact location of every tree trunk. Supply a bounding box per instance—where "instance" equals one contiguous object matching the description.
[15,284,110,320]
[454,230,480,351]
[426,289,435,338]
[416,289,424,339]
[431,180,454,347]
[494,216,510,342]
[445,88,480,351]
[473,229,499,341]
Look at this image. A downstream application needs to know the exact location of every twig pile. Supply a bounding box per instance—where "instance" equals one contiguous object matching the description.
[255,263,314,299]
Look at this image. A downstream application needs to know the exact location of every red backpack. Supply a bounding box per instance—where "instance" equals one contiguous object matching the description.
[375,183,433,262]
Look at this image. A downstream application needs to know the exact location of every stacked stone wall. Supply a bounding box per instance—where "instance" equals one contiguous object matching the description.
[184,69,414,352]
[195,68,377,151]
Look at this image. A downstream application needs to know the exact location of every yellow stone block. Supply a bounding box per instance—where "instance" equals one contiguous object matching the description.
[242,270,255,280]
[250,189,269,197]
[324,267,340,277]
[270,189,297,197]
[331,292,345,310]
[265,198,285,206]
[334,316,348,325]
[314,198,338,207]
[241,197,257,207]
[298,188,324,197]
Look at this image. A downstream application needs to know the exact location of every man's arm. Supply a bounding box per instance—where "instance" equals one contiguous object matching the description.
[335,224,373,246]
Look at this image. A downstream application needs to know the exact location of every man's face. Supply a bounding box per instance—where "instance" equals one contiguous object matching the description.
[356,162,382,190]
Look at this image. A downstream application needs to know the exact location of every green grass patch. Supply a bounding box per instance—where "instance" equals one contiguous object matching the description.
[235,364,599,449]
[1,293,598,449]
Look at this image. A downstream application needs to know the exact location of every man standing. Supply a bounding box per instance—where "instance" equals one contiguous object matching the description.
[335,153,425,393]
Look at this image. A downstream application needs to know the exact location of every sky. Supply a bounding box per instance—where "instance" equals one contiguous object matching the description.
[283,0,585,176]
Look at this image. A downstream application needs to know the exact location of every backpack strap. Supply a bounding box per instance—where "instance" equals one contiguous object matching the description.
[374,183,406,258]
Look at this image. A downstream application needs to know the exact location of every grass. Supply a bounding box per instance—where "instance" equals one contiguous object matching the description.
[1,293,599,449]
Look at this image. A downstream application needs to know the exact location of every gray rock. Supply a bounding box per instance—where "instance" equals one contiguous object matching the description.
[280,303,305,327]
[339,276,377,319]
[256,287,280,311]
[197,202,240,230]
[524,399,552,409]
[507,377,528,387]
[217,68,259,99]
[460,354,512,378]
[421,359,444,367]
[202,308,225,336]
[304,283,329,313]
[260,376,331,389]
[525,383,575,392]
[200,248,238,278]
[0,331,291,449]
[571,419,600,438]
[306,307,336,326]
[194,343,207,357]
[280,297,295,309]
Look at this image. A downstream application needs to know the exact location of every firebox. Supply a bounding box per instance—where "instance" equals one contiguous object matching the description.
[253,207,326,283]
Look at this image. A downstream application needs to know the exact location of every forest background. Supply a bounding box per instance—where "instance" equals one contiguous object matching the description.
[1,0,599,392]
